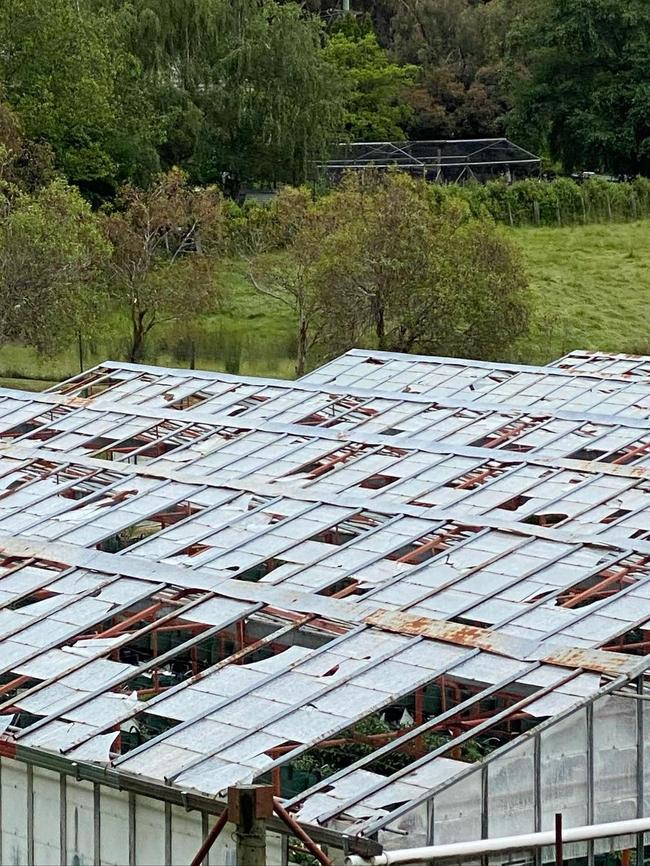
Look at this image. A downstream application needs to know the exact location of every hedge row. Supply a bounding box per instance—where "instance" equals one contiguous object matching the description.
[224,176,650,255]
[427,176,650,227]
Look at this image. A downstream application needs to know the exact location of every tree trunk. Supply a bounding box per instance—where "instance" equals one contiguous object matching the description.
[129,309,147,364]
[372,297,386,350]
[295,315,308,378]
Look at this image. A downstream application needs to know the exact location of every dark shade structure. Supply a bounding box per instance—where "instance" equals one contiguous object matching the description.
[321,138,541,183]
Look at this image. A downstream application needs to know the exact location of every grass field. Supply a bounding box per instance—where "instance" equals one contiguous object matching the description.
[1,220,648,390]
[511,220,650,363]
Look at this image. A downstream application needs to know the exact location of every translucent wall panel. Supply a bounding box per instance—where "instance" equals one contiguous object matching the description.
[134,794,166,866]
[1,757,28,866]
[171,804,204,866]
[540,708,588,830]
[433,771,482,845]
[66,778,95,865]
[100,787,130,866]
[593,695,637,823]
[378,801,428,851]
[487,739,535,837]
[210,821,238,866]
[33,767,61,865]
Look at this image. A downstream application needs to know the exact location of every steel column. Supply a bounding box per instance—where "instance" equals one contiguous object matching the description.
[637,676,645,866]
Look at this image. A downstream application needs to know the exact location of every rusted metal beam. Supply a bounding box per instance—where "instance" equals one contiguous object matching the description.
[273,799,334,866]
[189,808,229,866]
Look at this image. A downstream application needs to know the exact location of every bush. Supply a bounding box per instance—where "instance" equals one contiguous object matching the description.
[391,176,649,228]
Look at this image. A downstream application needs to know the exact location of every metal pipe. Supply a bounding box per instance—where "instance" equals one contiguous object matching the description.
[344,816,650,865]
[273,799,334,866]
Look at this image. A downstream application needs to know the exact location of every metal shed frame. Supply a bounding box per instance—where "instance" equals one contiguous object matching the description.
[321,139,542,183]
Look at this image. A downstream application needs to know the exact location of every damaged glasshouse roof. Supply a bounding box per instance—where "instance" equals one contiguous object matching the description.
[2,350,650,849]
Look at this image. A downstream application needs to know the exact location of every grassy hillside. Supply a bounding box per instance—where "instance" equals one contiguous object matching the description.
[1,220,649,390]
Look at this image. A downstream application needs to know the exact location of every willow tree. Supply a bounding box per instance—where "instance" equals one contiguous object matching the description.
[117,0,343,185]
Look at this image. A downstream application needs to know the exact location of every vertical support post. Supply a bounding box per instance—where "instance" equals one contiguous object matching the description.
[78,332,84,374]
[555,813,563,866]
[93,782,101,866]
[637,676,645,866]
[201,813,210,866]
[587,703,595,866]
[481,764,489,866]
[228,785,273,866]
[128,792,136,866]
[426,798,435,846]
[26,764,34,866]
[481,763,489,839]
[60,774,67,866]
[534,733,542,866]
[342,0,350,11]
[164,801,172,866]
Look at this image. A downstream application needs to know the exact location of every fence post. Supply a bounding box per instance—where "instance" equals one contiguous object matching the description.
[533,200,540,225]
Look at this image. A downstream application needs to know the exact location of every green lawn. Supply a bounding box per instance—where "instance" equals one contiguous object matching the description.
[511,220,650,363]
[1,220,649,391]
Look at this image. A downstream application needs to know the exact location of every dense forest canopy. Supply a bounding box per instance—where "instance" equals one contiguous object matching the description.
[2,0,650,197]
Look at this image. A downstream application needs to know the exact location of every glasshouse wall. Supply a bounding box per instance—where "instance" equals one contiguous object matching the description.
[376,689,646,858]
[0,755,295,866]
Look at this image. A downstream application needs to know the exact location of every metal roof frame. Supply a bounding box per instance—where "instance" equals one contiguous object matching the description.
[2,350,650,846]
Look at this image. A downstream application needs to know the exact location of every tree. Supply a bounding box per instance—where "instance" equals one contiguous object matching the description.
[0,0,159,197]
[117,0,343,186]
[103,169,227,363]
[0,180,109,353]
[0,97,55,196]
[283,173,529,363]
[388,0,512,140]
[323,30,417,140]
[505,0,650,174]
[248,188,322,377]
